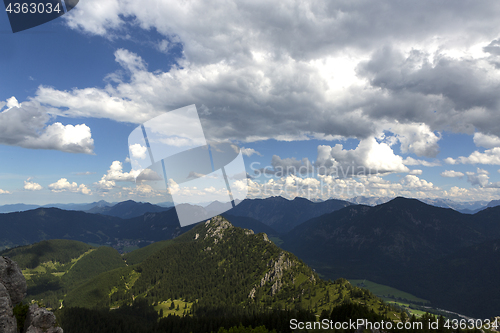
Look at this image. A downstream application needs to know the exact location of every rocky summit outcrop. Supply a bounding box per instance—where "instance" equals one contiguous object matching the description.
[0,256,62,333]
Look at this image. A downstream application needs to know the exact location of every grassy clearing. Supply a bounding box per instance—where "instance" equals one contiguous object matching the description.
[154,299,193,318]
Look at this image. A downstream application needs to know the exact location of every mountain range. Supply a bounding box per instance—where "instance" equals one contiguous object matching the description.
[1,196,499,318]
[224,196,352,233]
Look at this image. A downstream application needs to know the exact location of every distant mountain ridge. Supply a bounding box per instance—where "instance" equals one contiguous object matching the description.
[87,200,172,218]
[282,197,500,318]
[225,196,353,233]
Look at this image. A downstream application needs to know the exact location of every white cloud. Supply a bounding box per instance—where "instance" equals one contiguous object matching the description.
[403,157,441,167]
[385,123,441,158]
[24,178,42,191]
[473,132,500,148]
[0,189,10,194]
[409,169,423,175]
[0,99,94,154]
[231,144,262,157]
[316,138,409,177]
[441,170,465,178]
[48,178,91,194]
[6,96,19,108]
[446,147,500,165]
[444,157,457,165]
[129,143,148,160]
[122,183,162,197]
[400,175,437,190]
[466,168,490,187]
[103,161,140,182]
[94,161,141,191]
[241,147,262,157]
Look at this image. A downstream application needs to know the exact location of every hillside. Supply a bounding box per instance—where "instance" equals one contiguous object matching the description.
[0,208,122,251]
[63,216,397,316]
[1,240,126,310]
[282,197,500,318]
[12,218,411,332]
[412,238,500,318]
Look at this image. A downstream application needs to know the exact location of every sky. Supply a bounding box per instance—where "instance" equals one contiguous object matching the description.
[2,0,500,205]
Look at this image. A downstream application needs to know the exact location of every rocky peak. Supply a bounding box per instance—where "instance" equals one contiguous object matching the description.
[203,216,233,244]
[0,256,62,333]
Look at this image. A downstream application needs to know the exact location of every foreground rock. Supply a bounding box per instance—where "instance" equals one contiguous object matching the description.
[0,257,25,333]
[0,256,62,333]
[0,257,26,305]
[24,304,62,333]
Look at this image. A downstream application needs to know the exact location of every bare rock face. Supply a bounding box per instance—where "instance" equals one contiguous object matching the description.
[0,282,17,333]
[0,256,63,333]
[24,304,63,333]
[0,256,27,304]
[0,257,26,333]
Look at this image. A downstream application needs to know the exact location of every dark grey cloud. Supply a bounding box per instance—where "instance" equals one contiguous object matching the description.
[356,45,500,137]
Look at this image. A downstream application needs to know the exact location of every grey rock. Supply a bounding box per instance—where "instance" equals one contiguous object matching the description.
[24,304,58,331]
[0,282,17,333]
[0,256,27,304]
[0,256,62,333]
[26,326,63,333]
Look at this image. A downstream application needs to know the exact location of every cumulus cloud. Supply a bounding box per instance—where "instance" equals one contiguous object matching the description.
[0,99,94,154]
[315,138,409,177]
[409,169,423,175]
[403,157,441,167]
[6,0,500,201]
[94,161,142,191]
[24,178,42,191]
[473,132,500,148]
[23,1,498,152]
[385,123,441,158]
[129,143,148,160]
[445,147,500,165]
[441,170,465,178]
[466,168,490,187]
[0,189,10,194]
[48,178,91,194]
[400,175,438,190]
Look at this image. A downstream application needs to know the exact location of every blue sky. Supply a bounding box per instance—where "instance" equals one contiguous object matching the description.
[1,1,500,205]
